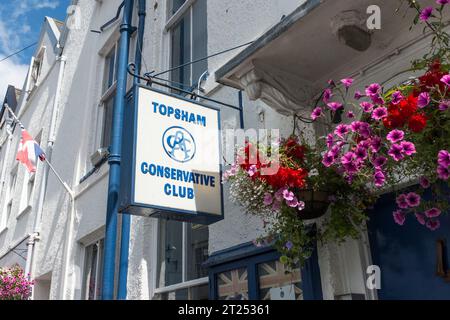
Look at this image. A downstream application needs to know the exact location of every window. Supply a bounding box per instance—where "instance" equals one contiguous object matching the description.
[101,96,115,150]
[168,0,207,91]
[1,167,17,229]
[100,44,118,149]
[19,133,41,213]
[27,46,46,92]
[218,260,302,300]
[154,220,209,300]
[208,243,323,300]
[82,239,104,300]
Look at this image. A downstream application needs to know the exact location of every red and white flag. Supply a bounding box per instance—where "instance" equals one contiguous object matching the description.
[16,129,46,173]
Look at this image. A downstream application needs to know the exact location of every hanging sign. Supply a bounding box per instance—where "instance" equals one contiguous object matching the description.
[119,85,224,225]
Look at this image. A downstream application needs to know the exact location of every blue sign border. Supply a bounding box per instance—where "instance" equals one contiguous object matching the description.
[119,84,224,225]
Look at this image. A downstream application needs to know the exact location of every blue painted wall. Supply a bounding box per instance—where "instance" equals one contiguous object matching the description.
[368,190,450,300]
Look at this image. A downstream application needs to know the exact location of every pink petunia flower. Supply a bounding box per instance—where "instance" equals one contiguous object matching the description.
[334,124,350,138]
[439,101,449,111]
[372,107,388,120]
[274,189,284,201]
[437,165,450,180]
[283,189,295,201]
[311,107,323,121]
[415,213,426,226]
[323,88,333,103]
[341,78,354,89]
[391,91,404,105]
[286,196,299,208]
[419,7,433,22]
[322,152,335,167]
[426,219,441,231]
[297,201,306,211]
[327,102,344,112]
[272,200,281,211]
[360,101,374,113]
[417,92,431,108]
[371,136,382,153]
[374,170,386,187]
[437,0,449,5]
[425,208,442,218]
[263,193,273,206]
[438,150,450,167]
[386,129,405,143]
[372,156,387,168]
[329,144,342,158]
[326,134,334,149]
[401,141,416,156]
[365,83,381,97]
[343,162,359,175]
[341,152,356,165]
[355,147,368,161]
[441,74,450,86]
[248,165,258,177]
[393,210,406,226]
[350,121,363,132]
[406,192,421,207]
[347,111,355,119]
[354,91,363,100]
[419,176,430,189]
[396,194,409,209]
[371,95,385,105]
[388,144,404,162]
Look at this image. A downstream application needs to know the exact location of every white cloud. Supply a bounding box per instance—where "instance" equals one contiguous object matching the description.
[0,57,28,100]
[0,0,61,98]
[12,0,60,19]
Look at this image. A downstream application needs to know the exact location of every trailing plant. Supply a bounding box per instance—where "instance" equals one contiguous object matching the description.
[0,265,33,300]
[223,0,449,268]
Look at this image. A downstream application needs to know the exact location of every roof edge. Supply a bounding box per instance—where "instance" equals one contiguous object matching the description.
[215,0,323,84]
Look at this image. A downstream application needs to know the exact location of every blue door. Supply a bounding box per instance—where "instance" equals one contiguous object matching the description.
[367,191,450,299]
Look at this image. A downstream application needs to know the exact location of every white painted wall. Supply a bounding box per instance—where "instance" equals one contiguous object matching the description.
[0,18,61,271]
[0,0,443,301]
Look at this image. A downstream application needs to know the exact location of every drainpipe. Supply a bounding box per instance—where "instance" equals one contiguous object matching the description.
[25,55,67,282]
[102,0,135,300]
[60,188,76,299]
[117,0,146,300]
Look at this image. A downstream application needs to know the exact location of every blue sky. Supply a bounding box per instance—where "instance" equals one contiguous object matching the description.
[0,0,71,97]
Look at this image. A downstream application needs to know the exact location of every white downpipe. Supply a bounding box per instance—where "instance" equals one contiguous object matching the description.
[61,186,76,300]
[26,55,67,292]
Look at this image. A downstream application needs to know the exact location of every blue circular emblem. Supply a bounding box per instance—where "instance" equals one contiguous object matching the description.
[162,126,196,163]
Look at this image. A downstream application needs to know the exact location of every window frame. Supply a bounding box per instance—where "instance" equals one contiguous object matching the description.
[28,46,46,93]
[165,0,208,92]
[1,165,18,230]
[81,238,105,300]
[207,242,323,300]
[153,221,209,299]
[99,42,119,150]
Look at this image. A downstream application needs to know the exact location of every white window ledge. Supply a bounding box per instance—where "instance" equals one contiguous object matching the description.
[16,205,32,220]
[153,277,209,295]
[0,227,8,237]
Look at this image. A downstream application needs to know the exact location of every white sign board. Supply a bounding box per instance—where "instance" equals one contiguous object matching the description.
[120,86,223,224]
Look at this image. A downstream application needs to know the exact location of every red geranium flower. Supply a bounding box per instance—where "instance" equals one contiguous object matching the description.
[417,60,447,93]
[284,138,306,162]
[408,114,427,133]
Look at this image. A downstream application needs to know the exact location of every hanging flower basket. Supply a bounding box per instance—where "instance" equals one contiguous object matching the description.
[224,1,450,268]
[296,189,330,220]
